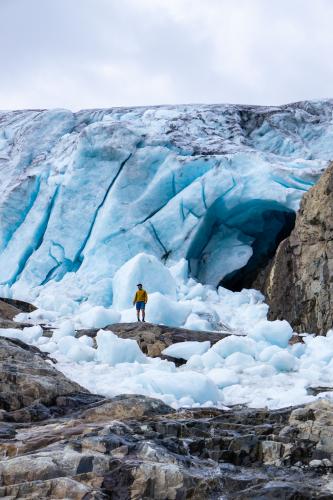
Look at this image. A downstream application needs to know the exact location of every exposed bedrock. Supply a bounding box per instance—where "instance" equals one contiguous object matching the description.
[1,337,333,498]
[257,162,333,334]
[0,336,101,419]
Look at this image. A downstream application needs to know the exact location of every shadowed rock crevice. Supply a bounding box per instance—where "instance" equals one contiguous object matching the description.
[257,163,333,334]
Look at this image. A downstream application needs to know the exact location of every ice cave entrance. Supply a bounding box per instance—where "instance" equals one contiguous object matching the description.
[187,199,296,291]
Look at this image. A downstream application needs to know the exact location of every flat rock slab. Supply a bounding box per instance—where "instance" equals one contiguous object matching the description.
[76,322,234,358]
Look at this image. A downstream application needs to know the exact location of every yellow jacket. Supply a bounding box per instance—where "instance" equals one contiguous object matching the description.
[133,289,148,304]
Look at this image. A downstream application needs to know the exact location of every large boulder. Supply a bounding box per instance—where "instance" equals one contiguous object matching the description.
[258,163,333,334]
[0,298,37,329]
[0,337,91,415]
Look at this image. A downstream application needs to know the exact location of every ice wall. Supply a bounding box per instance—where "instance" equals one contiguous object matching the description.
[0,100,332,312]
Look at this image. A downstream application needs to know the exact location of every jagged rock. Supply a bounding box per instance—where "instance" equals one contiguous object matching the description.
[2,336,333,498]
[0,297,37,314]
[0,337,93,416]
[81,394,175,422]
[0,297,37,329]
[1,396,333,498]
[76,322,232,359]
[0,300,22,321]
[257,163,333,334]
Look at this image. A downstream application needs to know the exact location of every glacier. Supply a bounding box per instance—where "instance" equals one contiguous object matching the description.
[0,100,333,322]
[2,99,333,410]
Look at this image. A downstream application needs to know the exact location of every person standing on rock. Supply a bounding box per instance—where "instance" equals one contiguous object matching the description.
[133,283,148,322]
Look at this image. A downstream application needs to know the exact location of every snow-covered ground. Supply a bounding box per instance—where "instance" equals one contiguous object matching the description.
[1,100,333,410]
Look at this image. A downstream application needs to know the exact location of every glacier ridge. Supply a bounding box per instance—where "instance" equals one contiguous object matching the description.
[0,100,333,322]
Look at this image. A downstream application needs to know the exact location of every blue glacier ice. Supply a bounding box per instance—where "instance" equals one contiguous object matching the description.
[0,100,333,320]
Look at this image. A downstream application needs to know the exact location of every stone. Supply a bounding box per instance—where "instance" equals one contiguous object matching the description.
[81,394,175,422]
[257,163,333,334]
[0,337,91,416]
[1,336,333,498]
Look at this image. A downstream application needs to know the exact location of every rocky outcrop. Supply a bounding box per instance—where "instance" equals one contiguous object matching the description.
[2,391,333,498]
[0,337,100,419]
[1,336,333,498]
[76,322,232,360]
[258,163,333,334]
[0,297,36,329]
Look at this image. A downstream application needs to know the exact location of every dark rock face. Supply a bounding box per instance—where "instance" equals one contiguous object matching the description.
[1,337,333,498]
[0,337,94,417]
[0,297,37,313]
[257,163,333,334]
[1,393,333,499]
[0,297,37,329]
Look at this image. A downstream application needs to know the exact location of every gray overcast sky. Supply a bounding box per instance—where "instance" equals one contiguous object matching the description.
[1,0,333,110]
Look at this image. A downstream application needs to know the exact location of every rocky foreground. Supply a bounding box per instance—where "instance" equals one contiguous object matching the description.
[0,335,333,499]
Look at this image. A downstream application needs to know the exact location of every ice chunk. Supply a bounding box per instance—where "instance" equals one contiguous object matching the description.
[185,283,207,300]
[78,335,94,347]
[249,319,293,347]
[200,349,224,368]
[66,342,96,362]
[207,368,240,388]
[95,329,146,365]
[270,351,298,372]
[145,292,191,327]
[57,336,79,354]
[0,328,23,340]
[168,258,188,283]
[162,341,210,360]
[183,313,212,331]
[242,364,276,377]
[134,370,220,404]
[185,354,205,370]
[224,352,255,371]
[39,340,58,353]
[212,335,257,358]
[21,325,43,343]
[77,306,121,329]
[258,345,284,362]
[52,320,76,343]
[112,253,177,309]
[58,320,75,337]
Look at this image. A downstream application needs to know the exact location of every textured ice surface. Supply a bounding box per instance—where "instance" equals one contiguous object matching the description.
[0,101,332,315]
[162,340,211,360]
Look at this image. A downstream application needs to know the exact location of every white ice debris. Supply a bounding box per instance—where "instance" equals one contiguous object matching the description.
[77,306,121,329]
[162,341,211,360]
